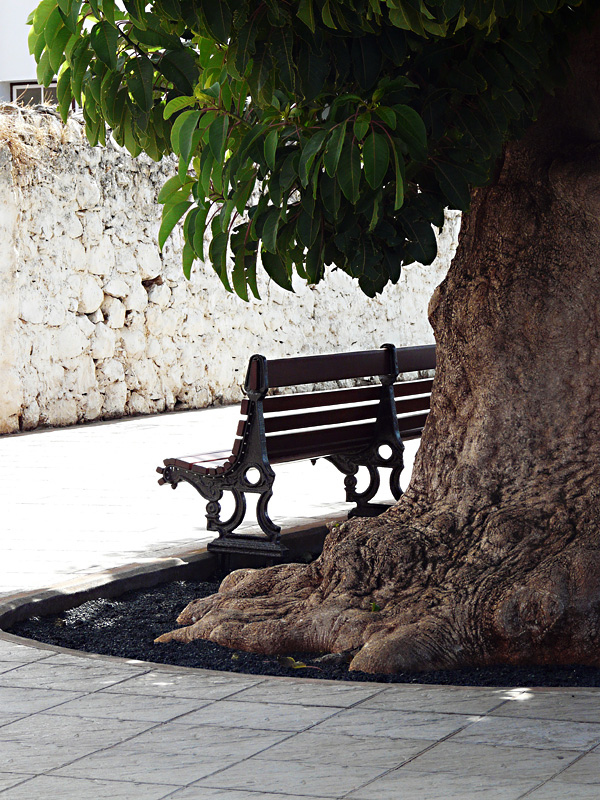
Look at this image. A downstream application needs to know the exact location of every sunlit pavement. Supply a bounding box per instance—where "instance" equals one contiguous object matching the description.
[0,409,598,799]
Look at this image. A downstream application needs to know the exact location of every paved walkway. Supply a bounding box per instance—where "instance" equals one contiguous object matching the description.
[1,409,599,799]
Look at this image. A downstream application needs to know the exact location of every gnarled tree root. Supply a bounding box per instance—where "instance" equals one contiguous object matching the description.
[155,499,600,673]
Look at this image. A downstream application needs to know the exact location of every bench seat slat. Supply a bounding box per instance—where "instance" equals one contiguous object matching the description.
[165,450,232,469]
[190,458,233,475]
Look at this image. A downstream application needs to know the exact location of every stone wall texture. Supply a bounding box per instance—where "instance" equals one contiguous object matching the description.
[0,106,459,434]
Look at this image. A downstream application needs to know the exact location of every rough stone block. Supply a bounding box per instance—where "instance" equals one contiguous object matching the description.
[103,277,129,299]
[52,323,89,360]
[78,275,104,314]
[102,296,126,329]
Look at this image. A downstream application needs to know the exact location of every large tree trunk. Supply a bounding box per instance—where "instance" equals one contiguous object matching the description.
[156,22,600,673]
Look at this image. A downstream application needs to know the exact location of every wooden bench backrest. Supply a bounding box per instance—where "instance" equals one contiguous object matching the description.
[238,344,436,464]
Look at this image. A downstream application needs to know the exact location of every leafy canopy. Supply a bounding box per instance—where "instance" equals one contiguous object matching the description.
[30,0,586,297]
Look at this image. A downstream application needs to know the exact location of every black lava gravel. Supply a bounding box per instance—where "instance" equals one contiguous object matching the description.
[9,579,600,687]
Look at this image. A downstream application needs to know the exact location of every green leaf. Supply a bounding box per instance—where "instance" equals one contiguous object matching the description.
[209,231,232,291]
[271,25,295,93]
[163,95,195,120]
[182,241,194,280]
[391,141,405,210]
[200,0,232,42]
[375,106,396,130]
[298,47,328,102]
[37,50,55,86]
[232,249,250,301]
[192,204,209,258]
[353,114,370,141]
[71,45,93,104]
[158,174,194,204]
[262,250,294,291]
[323,120,347,177]
[158,200,191,250]
[100,71,124,126]
[322,0,336,28]
[57,66,72,121]
[90,21,118,71]
[434,161,472,211]
[298,0,316,32]
[158,50,199,95]
[126,55,154,113]
[33,0,57,34]
[170,109,200,156]
[363,132,389,190]
[261,206,280,253]
[48,24,71,74]
[299,129,328,187]
[394,105,427,162]
[264,128,279,172]
[297,207,321,248]
[59,1,82,35]
[338,140,361,203]
[178,111,202,163]
[208,114,229,161]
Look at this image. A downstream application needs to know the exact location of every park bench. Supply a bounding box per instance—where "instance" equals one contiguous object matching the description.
[157,343,436,558]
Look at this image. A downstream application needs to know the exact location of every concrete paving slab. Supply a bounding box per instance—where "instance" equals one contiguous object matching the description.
[0,657,149,692]
[0,712,156,773]
[102,669,266,700]
[0,775,179,799]
[357,685,527,715]
[452,714,600,751]
[196,757,390,797]
[0,774,35,793]
[254,731,435,768]
[548,751,600,783]
[43,690,213,723]
[347,769,538,799]
[526,780,600,798]
[400,740,580,780]
[232,680,386,708]
[53,725,293,785]
[309,706,479,740]
[171,698,343,731]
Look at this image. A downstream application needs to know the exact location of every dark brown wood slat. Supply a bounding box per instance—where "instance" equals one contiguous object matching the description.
[397,412,429,434]
[395,395,431,415]
[165,451,231,469]
[191,458,233,475]
[394,378,434,398]
[399,428,425,440]
[264,384,381,413]
[266,421,376,462]
[264,402,379,434]
[267,349,392,387]
[396,344,436,373]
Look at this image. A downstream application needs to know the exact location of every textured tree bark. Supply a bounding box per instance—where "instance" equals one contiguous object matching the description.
[156,21,600,673]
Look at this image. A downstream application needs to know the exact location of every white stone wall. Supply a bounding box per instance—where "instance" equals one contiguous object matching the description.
[0,107,460,434]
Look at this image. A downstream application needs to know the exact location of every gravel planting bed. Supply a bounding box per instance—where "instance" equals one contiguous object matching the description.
[8,578,600,687]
